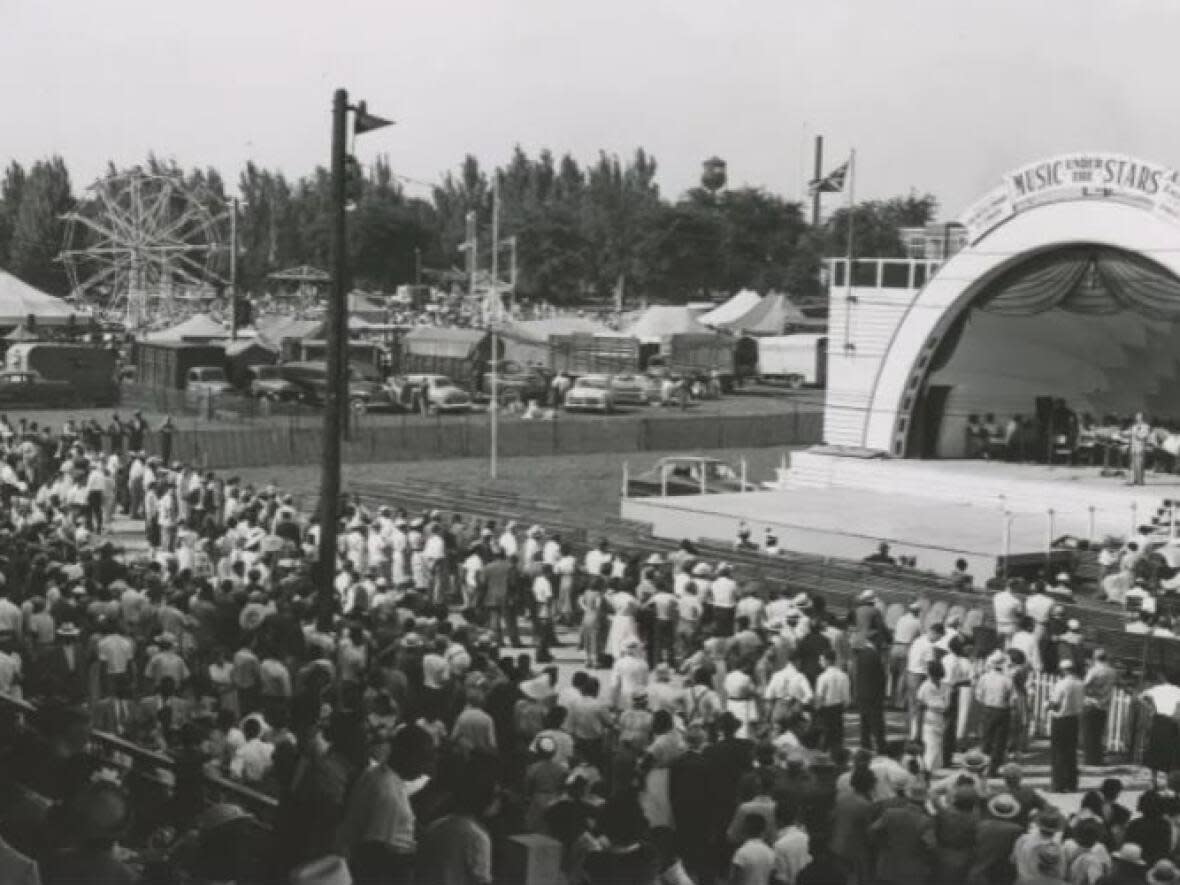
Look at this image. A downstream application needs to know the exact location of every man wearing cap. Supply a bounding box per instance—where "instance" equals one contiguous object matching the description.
[1048,658,1085,792]
[975,650,1016,775]
[889,601,923,709]
[1013,807,1066,882]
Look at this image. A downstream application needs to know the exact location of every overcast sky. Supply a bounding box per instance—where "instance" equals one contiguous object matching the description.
[5,0,1177,217]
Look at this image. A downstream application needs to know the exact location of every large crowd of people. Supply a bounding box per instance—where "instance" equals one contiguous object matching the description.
[3,418,1180,884]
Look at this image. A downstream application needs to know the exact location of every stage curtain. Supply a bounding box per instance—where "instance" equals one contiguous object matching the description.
[978,246,1180,319]
[977,249,1090,315]
[1097,251,1180,320]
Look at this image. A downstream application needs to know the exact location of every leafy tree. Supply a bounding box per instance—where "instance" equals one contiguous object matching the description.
[8,156,73,294]
[0,162,26,267]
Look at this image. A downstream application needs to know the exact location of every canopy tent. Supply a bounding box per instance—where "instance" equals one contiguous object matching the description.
[0,271,77,327]
[719,292,814,335]
[626,305,714,342]
[144,313,227,342]
[267,265,330,284]
[510,316,618,338]
[700,290,762,327]
[402,326,489,360]
[5,324,39,342]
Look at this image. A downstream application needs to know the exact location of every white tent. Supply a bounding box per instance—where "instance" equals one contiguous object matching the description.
[144,313,228,342]
[699,289,762,327]
[0,271,78,326]
[626,305,715,342]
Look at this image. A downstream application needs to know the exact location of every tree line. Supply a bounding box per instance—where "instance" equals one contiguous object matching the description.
[0,149,937,305]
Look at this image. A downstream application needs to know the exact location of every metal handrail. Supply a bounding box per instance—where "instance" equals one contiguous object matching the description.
[0,692,278,817]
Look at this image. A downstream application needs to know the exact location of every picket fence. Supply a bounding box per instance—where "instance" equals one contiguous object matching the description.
[967,662,1137,753]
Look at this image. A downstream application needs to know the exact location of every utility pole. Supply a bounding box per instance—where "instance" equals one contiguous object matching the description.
[811,135,824,227]
[465,211,478,303]
[490,177,500,479]
[229,197,239,340]
[414,247,422,285]
[317,88,348,621]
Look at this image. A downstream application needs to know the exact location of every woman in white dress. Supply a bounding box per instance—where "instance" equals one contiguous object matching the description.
[605,586,640,662]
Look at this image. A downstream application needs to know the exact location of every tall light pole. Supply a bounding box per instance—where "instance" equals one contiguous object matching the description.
[228,196,240,340]
[490,177,500,479]
[316,89,392,620]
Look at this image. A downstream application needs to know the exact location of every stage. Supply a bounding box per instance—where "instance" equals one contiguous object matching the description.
[619,449,1180,577]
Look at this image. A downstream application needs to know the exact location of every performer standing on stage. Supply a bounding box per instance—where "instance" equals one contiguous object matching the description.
[1130,412,1152,486]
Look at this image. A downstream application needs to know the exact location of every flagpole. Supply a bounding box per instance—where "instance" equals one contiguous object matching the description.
[844,149,856,353]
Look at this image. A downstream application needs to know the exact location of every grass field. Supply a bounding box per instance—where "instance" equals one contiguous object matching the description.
[235,445,798,523]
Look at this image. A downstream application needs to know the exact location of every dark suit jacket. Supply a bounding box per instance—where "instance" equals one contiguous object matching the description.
[669,750,713,834]
[0,836,38,885]
[34,644,86,702]
[869,801,937,884]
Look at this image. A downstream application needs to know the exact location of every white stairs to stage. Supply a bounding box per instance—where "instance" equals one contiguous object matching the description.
[777,449,1171,540]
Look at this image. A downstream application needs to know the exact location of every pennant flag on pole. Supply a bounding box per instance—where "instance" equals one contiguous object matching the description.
[354,101,394,135]
[809,161,849,194]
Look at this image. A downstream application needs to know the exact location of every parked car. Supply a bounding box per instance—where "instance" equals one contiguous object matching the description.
[0,370,74,407]
[609,372,659,406]
[280,361,385,412]
[185,366,233,398]
[564,374,616,413]
[478,360,551,405]
[626,455,757,497]
[246,364,300,401]
[387,374,473,414]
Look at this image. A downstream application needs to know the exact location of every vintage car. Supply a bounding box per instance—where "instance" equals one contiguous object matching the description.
[246,364,300,401]
[563,374,616,413]
[609,372,659,406]
[185,365,234,398]
[478,360,551,406]
[0,370,74,407]
[280,361,385,412]
[386,374,473,414]
[625,455,758,497]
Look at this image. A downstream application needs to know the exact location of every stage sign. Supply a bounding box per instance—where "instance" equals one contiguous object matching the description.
[961,152,1180,244]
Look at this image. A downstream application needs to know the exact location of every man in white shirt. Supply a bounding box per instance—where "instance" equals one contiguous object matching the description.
[708,563,737,636]
[993,580,1024,642]
[497,522,518,559]
[764,654,813,722]
[905,623,942,738]
[230,718,274,783]
[813,650,851,752]
[584,539,610,578]
[772,803,812,885]
[889,601,923,707]
[1025,583,1055,637]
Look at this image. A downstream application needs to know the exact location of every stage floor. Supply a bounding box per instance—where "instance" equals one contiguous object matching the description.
[620,452,1180,577]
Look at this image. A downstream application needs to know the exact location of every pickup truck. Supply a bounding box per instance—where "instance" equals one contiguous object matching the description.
[0,370,74,407]
[185,366,234,398]
[280,361,385,412]
[246,364,300,401]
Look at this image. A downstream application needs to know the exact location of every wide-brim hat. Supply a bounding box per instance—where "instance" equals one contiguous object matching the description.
[520,675,554,702]
[858,589,876,602]
[691,562,713,577]
[987,792,1020,820]
[289,855,352,885]
[963,749,989,772]
[57,623,81,638]
[646,553,664,566]
[1114,844,1146,866]
[1150,860,1180,885]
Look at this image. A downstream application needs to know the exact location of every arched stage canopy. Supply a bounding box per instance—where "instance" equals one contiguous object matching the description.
[822,151,1180,457]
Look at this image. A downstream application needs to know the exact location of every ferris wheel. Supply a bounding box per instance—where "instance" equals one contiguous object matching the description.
[59,168,228,325]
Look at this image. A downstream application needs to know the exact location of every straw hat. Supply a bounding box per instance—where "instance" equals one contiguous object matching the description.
[520,675,554,702]
[962,749,989,772]
[1114,844,1146,866]
[987,793,1020,820]
[289,855,353,885]
[1150,861,1180,885]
